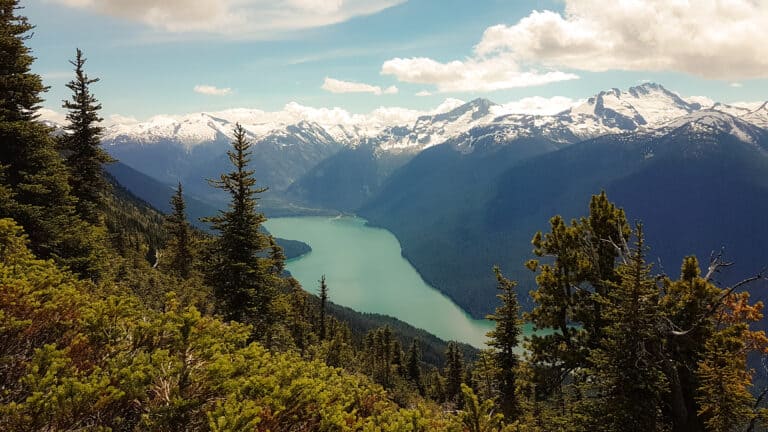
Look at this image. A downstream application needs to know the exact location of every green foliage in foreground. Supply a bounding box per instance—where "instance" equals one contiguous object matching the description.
[0,218,469,431]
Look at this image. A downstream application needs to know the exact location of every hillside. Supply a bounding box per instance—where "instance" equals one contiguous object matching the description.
[362,110,768,317]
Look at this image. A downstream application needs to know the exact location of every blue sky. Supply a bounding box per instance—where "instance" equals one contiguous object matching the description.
[24,0,768,121]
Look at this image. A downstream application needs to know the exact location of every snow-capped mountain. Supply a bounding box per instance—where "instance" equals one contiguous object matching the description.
[569,82,700,128]
[742,102,768,128]
[101,83,767,158]
[97,82,768,212]
[660,110,768,147]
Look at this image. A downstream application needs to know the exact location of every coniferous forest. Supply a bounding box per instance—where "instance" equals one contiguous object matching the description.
[2,1,768,431]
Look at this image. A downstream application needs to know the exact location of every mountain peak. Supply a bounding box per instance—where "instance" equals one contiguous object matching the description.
[740,101,768,128]
[432,97,497,123]
[662,109,766,145]
[568,82,699,131]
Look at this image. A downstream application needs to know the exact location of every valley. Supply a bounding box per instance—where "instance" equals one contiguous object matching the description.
[7,1,768,427]
[264,215,496,347]
[102,83,768,324]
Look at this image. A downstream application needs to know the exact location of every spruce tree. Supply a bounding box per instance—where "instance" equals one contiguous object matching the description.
[60,48,112,224]
[205,123,277,336]
[583,225,667,430]
[318,274,328,341]
[165,182,194,278]
[405,339,423,394]
[525,191,630,395]
[0,0,105,278]
[268,237,285,274]
[486,266,522,419]
[445,341,464,406]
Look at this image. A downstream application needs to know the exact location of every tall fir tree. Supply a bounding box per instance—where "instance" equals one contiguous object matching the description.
[486,266,522,420]
[445,341,464,406]
[318,274,328,341]
[204,123,279,337]
[405,339,423,395]
[0,0,105,278]
[165,182,194,278]
[60,48,112,224]
[525,191,630,396]
[581,225,668,431]
[268,237,285,275]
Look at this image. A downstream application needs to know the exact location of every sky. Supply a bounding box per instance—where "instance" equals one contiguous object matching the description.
[23,0,768,123]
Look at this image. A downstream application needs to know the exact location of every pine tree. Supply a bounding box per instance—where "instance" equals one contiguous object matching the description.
[204,123,277,337]
[525,191,630,395]
[445,341,464,406]
[318,274,328,341]
[0,1,43,123]
[268,237,285,274]
[392,339,405,377]
[582,225,667,430]
[165,182,194,278]
[405,339,423,395]
[60,48,112,224]
[486,266,522,419]
[0,0,105,278]
[473,349,500,403]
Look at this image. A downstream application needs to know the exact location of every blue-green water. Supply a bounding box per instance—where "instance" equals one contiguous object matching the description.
[265,215,498,348]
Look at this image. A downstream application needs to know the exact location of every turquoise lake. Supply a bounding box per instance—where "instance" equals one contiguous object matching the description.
[264,215,499,348]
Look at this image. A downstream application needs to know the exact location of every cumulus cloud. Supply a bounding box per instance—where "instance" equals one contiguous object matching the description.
[322,77,398,96]
[108,114,139,125]
[474,0,768,80]
[36,108,67,124]
[497,96,580,116]
[381,55,577,93]
[194,85,232,96]
[382,0,768,91]
[48,0,404,38]
[686,95,715,108]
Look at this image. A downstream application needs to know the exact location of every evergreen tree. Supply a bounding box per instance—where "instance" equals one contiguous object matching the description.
[0,0,105,278]
[318,274,328,341]
[391,339,404,378]
[204,124,278,337]
[473,349,500,403]
[0,0,42,123]
[60,48,112,224]
[268,237,285,274]
[405,339,423,394]
[486,266,522,419]
[165,182,194,278]
[444,341,464,405]
[525,191,630,395]
[582,225,667,431]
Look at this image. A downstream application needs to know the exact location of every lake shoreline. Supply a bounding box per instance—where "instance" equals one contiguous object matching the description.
[264,215,496,347]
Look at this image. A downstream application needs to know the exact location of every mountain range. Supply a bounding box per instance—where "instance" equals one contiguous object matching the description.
[98,83,768,319]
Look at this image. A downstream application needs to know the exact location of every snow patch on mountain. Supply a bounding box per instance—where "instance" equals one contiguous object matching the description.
[101,83,768,157]
[662,110,765,145]
[741,102,768,128]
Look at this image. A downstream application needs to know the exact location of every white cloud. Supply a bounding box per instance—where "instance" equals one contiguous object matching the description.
[108,114,139,125]
[686,95,715,108]
[730,82,744,88]
[381,55,578,93]
[731,101,765,110]
[322,77,398,96]
[415,90,432,97]
[496,96,580,116]
[48,0,404,38]
[474,0,768,80]
[194,85,232,96]
[432,98,465,113]
[36,108,67,124]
